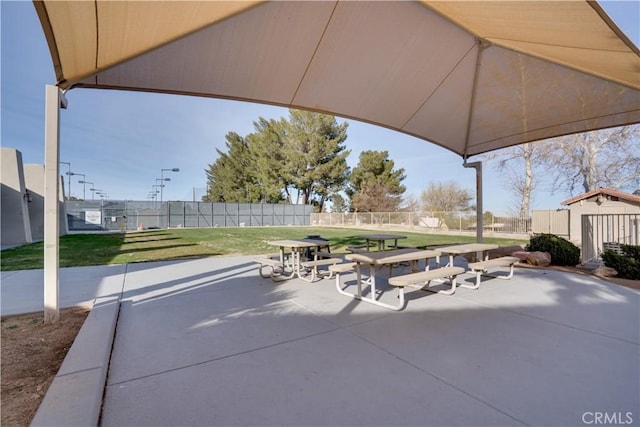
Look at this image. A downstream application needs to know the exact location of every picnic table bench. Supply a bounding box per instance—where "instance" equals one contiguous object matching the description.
[388,266,466,299]
[467,256,520,289]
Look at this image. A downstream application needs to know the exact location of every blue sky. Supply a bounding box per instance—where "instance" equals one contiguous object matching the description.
[1,1,638,212]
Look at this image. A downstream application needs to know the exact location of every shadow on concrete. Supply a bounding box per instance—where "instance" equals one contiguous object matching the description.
[97,258,639,426]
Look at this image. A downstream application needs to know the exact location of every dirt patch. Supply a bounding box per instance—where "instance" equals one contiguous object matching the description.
[605,276,640,290]
[1,307,90,427]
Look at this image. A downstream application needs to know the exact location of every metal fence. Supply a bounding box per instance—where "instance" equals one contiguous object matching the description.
[581,213,640,261]
[311,211,531,234]
[66,201,314,231]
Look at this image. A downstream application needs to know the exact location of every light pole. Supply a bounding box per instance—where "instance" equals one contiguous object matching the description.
[66,171,82,199]
[148,190,159,208]
[90,188,101,200]
[78,180,93,200]
[59,161,71,199]
[160,168,179,202]
[150,187,161,208]
[156,177,170,186]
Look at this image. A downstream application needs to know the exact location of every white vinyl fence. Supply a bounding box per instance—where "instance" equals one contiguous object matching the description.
[581,213,640,261]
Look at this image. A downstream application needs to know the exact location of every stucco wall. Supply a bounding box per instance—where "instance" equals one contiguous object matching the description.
[24,164,45,240]
[24,164,68,241]
[1,148,32,246]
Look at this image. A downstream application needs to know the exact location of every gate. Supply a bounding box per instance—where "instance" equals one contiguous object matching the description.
[581,214,640,261]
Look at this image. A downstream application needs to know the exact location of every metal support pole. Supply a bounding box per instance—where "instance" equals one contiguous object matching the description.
[44,85,66,322]
[464,160,483,243]
[160,170,164,203]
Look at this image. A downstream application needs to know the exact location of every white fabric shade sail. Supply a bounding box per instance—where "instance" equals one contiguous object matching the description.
[34,0,639,159]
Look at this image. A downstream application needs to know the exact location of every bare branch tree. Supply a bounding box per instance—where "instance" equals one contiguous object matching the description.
[420,181,472,212]
[485,142,542,218]
[540,125,640,194]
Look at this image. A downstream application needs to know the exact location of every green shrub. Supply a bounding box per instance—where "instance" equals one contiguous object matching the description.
[526,234,580,266]
[601,245,640,280]
[620,244,640,261]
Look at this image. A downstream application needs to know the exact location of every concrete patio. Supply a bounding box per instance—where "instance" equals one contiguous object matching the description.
[2,255,639,426]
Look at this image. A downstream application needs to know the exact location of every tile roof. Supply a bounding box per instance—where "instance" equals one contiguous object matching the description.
[561,187,640,205]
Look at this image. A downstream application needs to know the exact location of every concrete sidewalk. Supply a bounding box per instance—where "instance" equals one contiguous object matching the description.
[3,256,639,426]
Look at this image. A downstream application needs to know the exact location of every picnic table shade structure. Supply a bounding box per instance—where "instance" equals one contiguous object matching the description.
[33,1,640,320]
[34,1,639,159]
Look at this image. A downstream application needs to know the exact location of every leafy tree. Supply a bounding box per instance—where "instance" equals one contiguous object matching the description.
[347,150,406,212]
[246,118,286,203]
[280,110,350,211]
[420,180,472,212]
[205,109,349,208]
[330,193,348,213]
[205,132,255,202]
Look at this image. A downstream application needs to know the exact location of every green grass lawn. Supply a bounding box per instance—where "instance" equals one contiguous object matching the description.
[0,227,528,271]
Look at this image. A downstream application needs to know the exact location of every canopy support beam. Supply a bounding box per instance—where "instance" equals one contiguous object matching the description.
[463,159,483,243]
[43,85,66,323]
[462,40,488,158]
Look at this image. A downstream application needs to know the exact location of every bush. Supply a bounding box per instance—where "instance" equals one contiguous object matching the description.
[601,245,640,280]
[526,234,580,266]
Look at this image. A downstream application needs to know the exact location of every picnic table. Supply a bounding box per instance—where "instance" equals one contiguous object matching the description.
[343,248,441,310]
[357,234,408,251]
[265,239,338,282]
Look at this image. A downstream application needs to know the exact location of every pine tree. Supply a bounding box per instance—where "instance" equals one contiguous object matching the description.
[280,110,350,211]
[347,150,406,212]
[247,118,286,203]
[205,132,255,202]
[205,110,350,209]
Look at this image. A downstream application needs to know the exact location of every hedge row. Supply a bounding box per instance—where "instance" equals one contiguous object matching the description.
[526,234,580,266]
[601,245,640,280]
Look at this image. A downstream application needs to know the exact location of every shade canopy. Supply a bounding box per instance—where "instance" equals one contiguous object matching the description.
[34,0,640,158]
